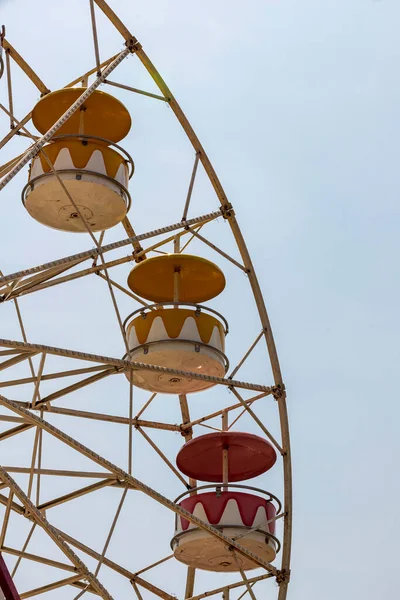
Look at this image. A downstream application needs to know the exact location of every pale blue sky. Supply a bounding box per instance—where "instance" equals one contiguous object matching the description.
[0,0,399,599]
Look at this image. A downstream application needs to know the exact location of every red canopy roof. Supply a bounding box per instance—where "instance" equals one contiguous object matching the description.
[176,431,277,482]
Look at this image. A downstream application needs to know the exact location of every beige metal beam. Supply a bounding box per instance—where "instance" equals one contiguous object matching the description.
[0,257,87,299]
[0,211,221,287]
[133,577,175,600]
[3,466,115,479]
[184,568,196,599]
[0,351,38,372]
[0,365,110,389]
[0,423,33,442]
[33,368,116,407]
[29,405,181,432]
[1,221,212,302]
[1,39,49,95]
[20,574,84,599]
[37,478,118,511]
[0,339,273,393]
[105,79,167,102]
[2,546,77,573]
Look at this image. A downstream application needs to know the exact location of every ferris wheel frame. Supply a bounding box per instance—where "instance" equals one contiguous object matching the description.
[0,1,292,599]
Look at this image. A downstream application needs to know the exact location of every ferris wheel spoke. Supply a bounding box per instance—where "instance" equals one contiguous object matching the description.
[132,576,175,600]
[228,331,265,381]
[20,573,87,599]
[0,210,222,291]
[0,491,24,516]
[184,566,196,599]
[120,216,146,258]
[89,0,102,77]
[104,79,168,103]
[26,425,42,501]
[36,478,118,512]
[0,423,33,442]
[3,469,115,482]
[0,364,111,389]
[28,405,180,433]
[0,265,70,300]
[178,395,197,491]
[231,552,258,600]
[1,545,77,574]
[131,581,144,600]
[178,395,192,441]
[4,46,15,129]
[0,339,274,393]
[0,256,88,300]
[32,368,116,409]
[0,351,39,373]
[135,393,157,420]
[0,490,13,548]
[181,152,200,222]
[0,111,32,150]
[133,553,174,578]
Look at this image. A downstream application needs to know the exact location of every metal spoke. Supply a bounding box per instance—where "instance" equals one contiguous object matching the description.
[182,153,200,221]
[0,210,222,287]
[105,79,168,102]
[89,0,101,75]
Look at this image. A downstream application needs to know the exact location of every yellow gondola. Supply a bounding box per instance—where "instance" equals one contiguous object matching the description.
[124,254,229,393]
[23,87,133,232]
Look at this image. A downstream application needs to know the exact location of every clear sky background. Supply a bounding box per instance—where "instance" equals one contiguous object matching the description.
[0,1,399,599]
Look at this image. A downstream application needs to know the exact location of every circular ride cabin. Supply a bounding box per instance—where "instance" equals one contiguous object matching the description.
[171,430,281,572]
[124,254,229,393]
[23,87,133,232]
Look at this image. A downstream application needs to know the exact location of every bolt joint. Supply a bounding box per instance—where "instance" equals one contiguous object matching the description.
[132,247,145,263]
[220,203,234,219]
[272,384,286,401]
[180,424,193,438]
[126,39,141,53]
[276,568,290,585]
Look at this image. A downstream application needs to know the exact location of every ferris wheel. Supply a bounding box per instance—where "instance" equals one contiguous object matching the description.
[0,2,292,599]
